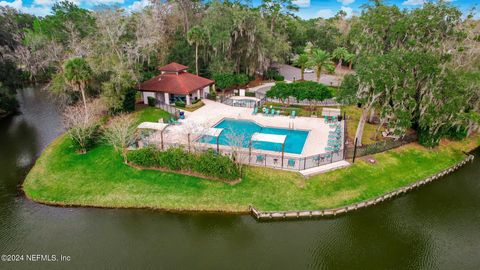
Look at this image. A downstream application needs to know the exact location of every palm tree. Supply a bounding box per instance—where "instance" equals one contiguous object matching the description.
[63,57,92,117]
[294,54,309,81]
[187,26,206,75]
[344,53,355,70]
[307,49,334,82]
[332,47,349,68]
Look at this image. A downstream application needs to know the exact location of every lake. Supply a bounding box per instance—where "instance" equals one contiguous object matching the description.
[1,87,479,269]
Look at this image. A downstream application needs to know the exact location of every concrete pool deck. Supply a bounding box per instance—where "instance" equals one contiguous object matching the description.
[148,99,342,158]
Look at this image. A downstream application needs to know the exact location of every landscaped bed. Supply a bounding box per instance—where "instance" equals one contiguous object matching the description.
[23,124,479,212]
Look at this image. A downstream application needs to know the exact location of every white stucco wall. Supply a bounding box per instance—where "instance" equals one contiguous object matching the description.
[203,86,210,98]
[142,92,156,104]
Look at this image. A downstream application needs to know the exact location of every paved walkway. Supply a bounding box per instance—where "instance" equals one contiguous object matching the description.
[148,99,342,158]
[274,64,343,87]
[300,160,350,177]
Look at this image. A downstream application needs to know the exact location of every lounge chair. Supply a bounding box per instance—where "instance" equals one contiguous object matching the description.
[287,159,295,168]
[290,110,296,118]
[276,110,280,116]
[264,108,269,115]
[324,116,329,123]
[252,107,258,115]
[256,155,265,163]
[271,109,275,116]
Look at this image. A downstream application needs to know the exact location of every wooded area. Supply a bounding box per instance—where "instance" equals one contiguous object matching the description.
[0,0,479,147]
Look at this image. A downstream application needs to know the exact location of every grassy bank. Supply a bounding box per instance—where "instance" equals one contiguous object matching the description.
[23,130,479,212]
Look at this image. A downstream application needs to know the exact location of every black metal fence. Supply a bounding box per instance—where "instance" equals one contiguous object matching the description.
[140,140,345,171]
[345,134,418,159]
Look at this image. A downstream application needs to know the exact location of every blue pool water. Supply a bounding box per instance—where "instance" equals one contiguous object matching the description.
[198,118,309,154]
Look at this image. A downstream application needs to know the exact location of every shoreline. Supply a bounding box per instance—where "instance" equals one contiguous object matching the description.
[22,132,480,219]
[250,153,475,220]
[22,153,475,219]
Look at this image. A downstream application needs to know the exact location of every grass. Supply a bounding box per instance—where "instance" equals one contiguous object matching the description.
[23,129,479,212]
[134,106,171,123]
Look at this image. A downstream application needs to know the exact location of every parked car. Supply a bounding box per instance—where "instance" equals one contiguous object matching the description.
[304,68,314,73]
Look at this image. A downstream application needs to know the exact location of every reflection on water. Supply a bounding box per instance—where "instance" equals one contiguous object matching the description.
[0,87,479,269]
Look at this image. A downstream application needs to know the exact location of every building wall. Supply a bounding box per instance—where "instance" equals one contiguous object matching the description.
[155,92,165,103]
[203,86,210,98]
[142,91,156,104]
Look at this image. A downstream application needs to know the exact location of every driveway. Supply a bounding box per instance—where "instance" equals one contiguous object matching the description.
[274,64,342,87]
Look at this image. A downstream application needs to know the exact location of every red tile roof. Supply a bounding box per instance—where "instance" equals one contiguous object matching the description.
[138,71,214,95]
[158,62,189,72]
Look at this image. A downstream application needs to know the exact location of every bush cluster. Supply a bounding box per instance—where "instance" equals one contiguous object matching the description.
[147,96,155,107]
[127,147,240,181]
[175,101,186,107]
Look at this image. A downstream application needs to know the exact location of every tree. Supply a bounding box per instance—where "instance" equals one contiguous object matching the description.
[337,74,358,105]
[102,114,137,163]
[101,68,135,114]
[202,1,290,76]
[63,57,93,116]
[307,49,334,82]
[187,26,206,75]
[296,81,333,111]
[224,130,248,177]
[266,82,292,106]
[294,53,309,81]
[212,73,236,95]
[260,0,299,33]
[332,47,349,68]
[344,53,355,69]
[62,99,105,153]
[348,1,475,147]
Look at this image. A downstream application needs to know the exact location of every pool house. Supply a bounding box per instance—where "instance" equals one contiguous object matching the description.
[137,62,215,106]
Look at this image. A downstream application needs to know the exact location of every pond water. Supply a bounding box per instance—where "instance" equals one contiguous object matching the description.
[1,87,479,269]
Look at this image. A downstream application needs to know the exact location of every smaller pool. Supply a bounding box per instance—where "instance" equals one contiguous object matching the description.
[197,118,309,154]
[228,98,258,107]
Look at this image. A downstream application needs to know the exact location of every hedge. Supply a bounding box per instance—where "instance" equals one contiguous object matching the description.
[127,147,240,181]
[147,97,155,107]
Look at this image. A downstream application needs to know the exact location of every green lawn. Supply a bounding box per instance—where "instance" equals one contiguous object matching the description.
[23,131,479,212]
[134,106,171,123]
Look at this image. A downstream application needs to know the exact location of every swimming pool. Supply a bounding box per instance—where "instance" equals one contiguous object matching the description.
[197,118,309,154]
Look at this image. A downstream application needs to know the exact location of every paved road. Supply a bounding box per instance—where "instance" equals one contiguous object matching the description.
[274,64,342,87]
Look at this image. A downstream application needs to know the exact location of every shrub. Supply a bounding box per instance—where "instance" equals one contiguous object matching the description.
[175,101,186,107]
[193,150,240,180]
[69,123,100,153]
[192,99,200,104]
[158,147,192,171]
[273,75,285,81]
[122,88,136,112]
[245,92,256,97]
[446,126,468,141]
[127,147,240,181]
[264,68,280,80]
[127,146,160,167]
[235,74,249,86]
[207,91,217,101]
[147,96,155,107]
